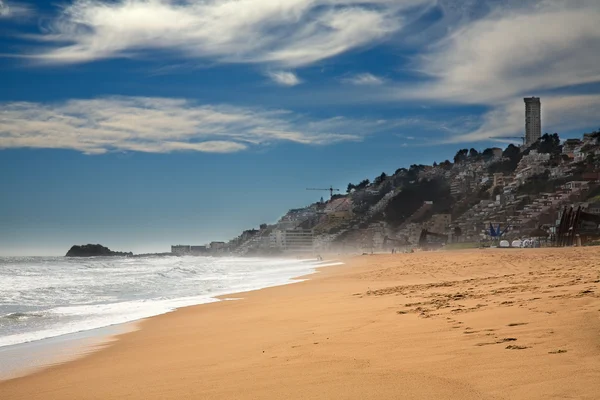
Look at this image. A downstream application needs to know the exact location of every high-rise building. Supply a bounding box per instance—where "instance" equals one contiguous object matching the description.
[524,97,541,146]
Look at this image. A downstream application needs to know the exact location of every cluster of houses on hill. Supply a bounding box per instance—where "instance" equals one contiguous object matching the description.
[170,129,600,256]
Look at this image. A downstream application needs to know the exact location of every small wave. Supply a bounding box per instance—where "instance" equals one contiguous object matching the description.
[0,256,319,347]
[1,312,45,321]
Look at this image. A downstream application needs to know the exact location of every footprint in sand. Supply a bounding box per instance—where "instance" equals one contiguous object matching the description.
[475,338,518,347]
[506,345,529,350]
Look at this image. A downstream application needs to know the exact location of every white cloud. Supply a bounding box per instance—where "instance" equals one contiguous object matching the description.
[0,0,33,18]
[406,0,600,104]
[20,0,432,66]
[267,71,301,86]
[446,94,600,143]
[0,96,384,154]
[342,73,384,86]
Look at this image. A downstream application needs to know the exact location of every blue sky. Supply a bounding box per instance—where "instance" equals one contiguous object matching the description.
[1,0,600,255]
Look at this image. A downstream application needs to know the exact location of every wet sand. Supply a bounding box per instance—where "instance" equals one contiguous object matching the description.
[1,248,600,399]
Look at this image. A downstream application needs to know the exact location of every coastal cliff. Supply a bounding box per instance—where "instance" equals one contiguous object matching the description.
[65,244,133,257]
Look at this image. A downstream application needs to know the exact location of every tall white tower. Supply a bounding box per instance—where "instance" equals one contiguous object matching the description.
[524,97,541,146]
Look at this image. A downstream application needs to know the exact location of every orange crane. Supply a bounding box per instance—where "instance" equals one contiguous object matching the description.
[306,186,340,199]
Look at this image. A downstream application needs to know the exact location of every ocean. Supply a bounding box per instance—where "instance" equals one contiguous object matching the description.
[0,255,325,349]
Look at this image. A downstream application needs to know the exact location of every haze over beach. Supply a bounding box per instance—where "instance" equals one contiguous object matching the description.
[1,0,600,399]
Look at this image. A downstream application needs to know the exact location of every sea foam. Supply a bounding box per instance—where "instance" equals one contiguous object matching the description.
[0,256,325,348]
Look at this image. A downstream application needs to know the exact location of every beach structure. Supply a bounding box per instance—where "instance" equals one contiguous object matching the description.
[555,206,600,246]
[488,223,510,239]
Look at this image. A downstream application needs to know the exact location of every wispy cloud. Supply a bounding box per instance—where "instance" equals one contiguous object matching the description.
[17,0,433,66]
[0,96,393,154]
[373,0,600,143]
[267,71,301,86]
[405,0,600,105]
[342,73,384,86]
[445,94,600,143]
[0,0,33,18]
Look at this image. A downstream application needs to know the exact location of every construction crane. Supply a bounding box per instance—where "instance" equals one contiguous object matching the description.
[491,136,526,146]
[306,186,340,200]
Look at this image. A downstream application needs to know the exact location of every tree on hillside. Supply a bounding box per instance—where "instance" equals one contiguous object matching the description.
[488,144,523,174]
[440,160,453,170]
[477,183,492,200]
[347,179,371,192]
[536,133,561,154]
[356,179,370,190]
[433,161,438,167]
[482,148,496,160]
[374,172,388,186]
[453,226,462,240]
[516,170,567,196]
[523,133,561,155]
[502,144,520,161]
[454,149,469,163]
[383,178,453,226]
[469,148,479,158]
[586,152,597,168]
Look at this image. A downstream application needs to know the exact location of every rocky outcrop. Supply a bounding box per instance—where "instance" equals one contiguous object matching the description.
[65,244,133,257]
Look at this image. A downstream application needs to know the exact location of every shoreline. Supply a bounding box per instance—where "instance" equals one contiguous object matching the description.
[0,257,343,382]
[2,248,599,399]
[0,323,138,381]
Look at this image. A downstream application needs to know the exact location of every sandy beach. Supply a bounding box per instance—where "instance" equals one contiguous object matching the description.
[1,248,599,399]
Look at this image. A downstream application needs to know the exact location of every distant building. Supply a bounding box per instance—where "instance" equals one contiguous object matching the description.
[562,138,582,155]
[210,241,226,250]
[270,229,314,253]
[588,203,600,215]
[190,245,207,254]
[518,150,550,167]
[524,97,541,146]
[493,173,506,187]
[171,245,191,255]
[171,245,209,255]
[562,181,588,191]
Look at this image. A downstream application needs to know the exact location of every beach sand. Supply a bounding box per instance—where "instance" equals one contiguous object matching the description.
[1,248,599,399]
